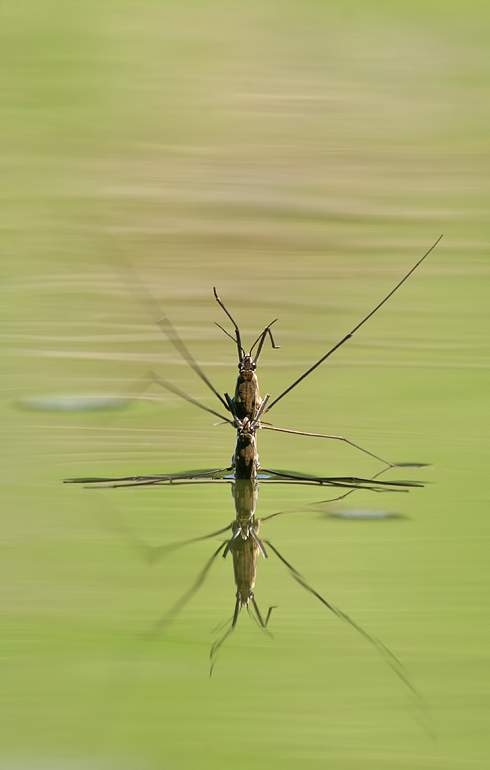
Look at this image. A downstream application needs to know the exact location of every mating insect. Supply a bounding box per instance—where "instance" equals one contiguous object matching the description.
[100,237,441,475]
[153,237,443,470]
[65,238,441,488]
[65,388,421,491]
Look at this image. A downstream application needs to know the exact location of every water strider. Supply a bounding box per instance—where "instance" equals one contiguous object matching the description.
[64,388,421,490]
[101,236,441,473]
[177,238,442,458]
[122,473,424,710]
[65,239,441,488]
[156,237,442,471]
[63,243,441,736]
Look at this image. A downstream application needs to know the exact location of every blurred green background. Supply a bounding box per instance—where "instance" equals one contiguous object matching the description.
[3,1,490,768]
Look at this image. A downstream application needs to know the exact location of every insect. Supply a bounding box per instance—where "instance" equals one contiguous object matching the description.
[152,236,443,470]
[212,286,279,422]
[65,389,420,490]
[70,240,439,744]
[102,237,441,475]
[65,237,442,489]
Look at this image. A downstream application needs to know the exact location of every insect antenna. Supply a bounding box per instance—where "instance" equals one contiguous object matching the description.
[213,287,245,361]
[211,613,236,636]
[249,596,276,633]
[265,236,443,414]
[145,524,234,566]
[214,321,243,350]
[214,287,280,365]
[250,319,280,363]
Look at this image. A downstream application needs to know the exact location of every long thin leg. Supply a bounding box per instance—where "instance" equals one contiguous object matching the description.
[146,524,234,566]
[150,541,228,636]
[265,236,443,414]
[210,596,241,675]
[104,241,229,410]
[258,467,421,490]
[157,316,229,410]
[64,467,234,487]
[261,424,396,467]
[258,468,393,524]
[151,370,231,424]
[97,494,233,566]
[264,538,421,700]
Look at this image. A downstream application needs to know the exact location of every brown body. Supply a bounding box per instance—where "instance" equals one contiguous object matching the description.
[230,480,262,608]
[211,478,269,664]
[234,356,262,422]
[231,525,260,604]
[232,419,259,479]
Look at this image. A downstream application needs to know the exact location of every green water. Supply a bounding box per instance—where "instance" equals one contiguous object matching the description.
[3,2,490,768]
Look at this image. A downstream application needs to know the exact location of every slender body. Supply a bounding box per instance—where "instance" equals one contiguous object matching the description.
[107,239,442,470]
[232,418,259,479]
[234,356,261,422]
[231,529,260,607]
[230,480,262,604]
[209,479,271,665]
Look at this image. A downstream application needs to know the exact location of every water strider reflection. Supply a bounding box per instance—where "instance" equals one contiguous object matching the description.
[119,476,422,701]
[64,356,425,683]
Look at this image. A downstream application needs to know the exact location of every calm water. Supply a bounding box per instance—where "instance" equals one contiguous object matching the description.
[3,3,490,768]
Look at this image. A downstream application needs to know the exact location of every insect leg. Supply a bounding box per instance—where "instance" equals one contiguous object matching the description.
[265,236,443,414]
[151,370,232,424]
[150,541,228,637]
[104,240,229,410]
[210,595,241,674]
[261,424,396,467]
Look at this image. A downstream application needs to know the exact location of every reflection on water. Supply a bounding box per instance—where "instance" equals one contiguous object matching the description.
[15,396,131,412]
[62,277,428,701]
[110,475,422,711]
[210,480,272,669]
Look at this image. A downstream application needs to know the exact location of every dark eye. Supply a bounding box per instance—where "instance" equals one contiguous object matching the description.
[238,362,241,369]
[251,362,256,370]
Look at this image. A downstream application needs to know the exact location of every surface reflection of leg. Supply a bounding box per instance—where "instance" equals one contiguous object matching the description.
[259,468,392,524]
[263,535,432,731]
[151,541,228,636]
